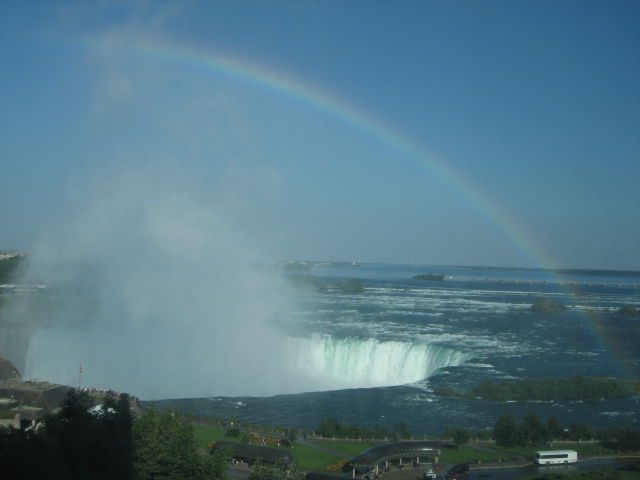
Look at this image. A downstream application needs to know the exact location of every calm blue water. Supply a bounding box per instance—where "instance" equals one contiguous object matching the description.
[150,264,640,436]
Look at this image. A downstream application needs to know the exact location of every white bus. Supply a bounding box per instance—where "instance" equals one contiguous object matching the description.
[534,450,578,466]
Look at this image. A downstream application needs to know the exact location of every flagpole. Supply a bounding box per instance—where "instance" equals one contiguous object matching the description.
[79,364,82,390]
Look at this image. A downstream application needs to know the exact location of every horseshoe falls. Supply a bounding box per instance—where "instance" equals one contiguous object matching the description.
[149,264,640,436]
[286,336,474,391]
[24,330,472,397]
[17,263,640,435]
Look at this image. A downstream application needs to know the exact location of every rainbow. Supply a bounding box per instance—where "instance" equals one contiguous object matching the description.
[59,35,637,379]
[76,34,556,271]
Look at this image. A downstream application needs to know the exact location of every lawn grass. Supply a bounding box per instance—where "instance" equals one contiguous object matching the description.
[191,425,640,477]
[438,445,499,464]
[314,442,376,457]
[291,443,345,471]
[191,425,344,471]
[193,425,240,449]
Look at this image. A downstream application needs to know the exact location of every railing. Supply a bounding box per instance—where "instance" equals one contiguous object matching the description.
[305,435,496,444]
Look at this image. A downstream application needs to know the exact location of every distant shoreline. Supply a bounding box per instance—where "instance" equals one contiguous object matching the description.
[451,265,640,277]
[307,261,640,277]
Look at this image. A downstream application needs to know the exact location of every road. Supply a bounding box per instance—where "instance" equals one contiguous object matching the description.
[382,456,639,480]
[228,464,252,480]
[227,456,640,480]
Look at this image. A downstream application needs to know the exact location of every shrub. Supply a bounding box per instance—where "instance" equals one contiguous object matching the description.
[336,279,364,293]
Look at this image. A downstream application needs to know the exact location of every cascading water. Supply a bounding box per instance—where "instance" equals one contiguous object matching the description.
[25,328,474,397]
[284,335,474,392]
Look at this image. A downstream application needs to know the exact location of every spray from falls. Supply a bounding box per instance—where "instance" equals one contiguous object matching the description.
[25,328,473,398]
[18,168,296,399]
[16,169,474,399]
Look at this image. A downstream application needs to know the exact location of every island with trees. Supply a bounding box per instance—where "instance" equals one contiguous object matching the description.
[284,275,365,294]
[336,278,365,293]
[412,273,445,281]
[530,296,567,313]
[433,375,640,402]
[285,274,328,293]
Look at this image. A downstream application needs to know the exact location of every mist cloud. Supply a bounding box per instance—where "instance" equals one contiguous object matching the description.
[21,167,297,399]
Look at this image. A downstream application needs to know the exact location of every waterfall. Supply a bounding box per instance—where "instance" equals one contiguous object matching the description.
[284,335,474,391]
[24,329,474,397]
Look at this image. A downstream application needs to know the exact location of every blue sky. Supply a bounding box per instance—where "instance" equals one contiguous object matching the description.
[1,0,639,270]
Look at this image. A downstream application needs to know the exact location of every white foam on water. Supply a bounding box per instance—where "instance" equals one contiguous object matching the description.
[283,335,475,392]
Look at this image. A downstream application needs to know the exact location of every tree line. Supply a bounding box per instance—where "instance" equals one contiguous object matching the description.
[412,273,445,281]
[4,388,638,479]
[285,274,328,293]
[0,389,232,480]
[284,275,364,294]
[316,418,412,441]
[314,414,640,453]
[492,412,640,451]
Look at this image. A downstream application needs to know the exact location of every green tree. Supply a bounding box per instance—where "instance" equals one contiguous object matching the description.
[608,426,640,451]
[317,418,343,437]
[336,278,364,293]
[225,427,241,438]
[467,376,638,402]
[412,273,445,281]
[566,422,595,442]
[133,405,229,480]
[42,389,135,480]
[210,445,234,480]
[494,413,517,447]
[450,427,471,452]
[0,425,48,479]
[373,425,389,439]
[285,274,328,293]
[392,421,413,440]
[249,462,304,480]
[517,413,551,447]
[284,428,298,443]
[0,391,231,480]
[546,416,564,441]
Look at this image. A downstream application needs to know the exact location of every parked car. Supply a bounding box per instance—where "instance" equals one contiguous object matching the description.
[423,468,437,479]
[445,463,469,479]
